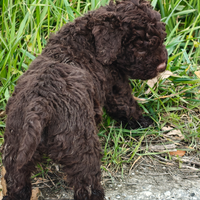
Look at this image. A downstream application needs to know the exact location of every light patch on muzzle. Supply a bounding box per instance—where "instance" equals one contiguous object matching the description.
[157,62,166,72]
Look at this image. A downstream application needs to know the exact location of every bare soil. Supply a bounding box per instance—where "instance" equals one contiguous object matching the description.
[30,154,200,200]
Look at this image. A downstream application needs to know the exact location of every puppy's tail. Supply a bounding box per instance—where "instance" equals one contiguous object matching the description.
[5,100,50,170]
[15,115,43,169]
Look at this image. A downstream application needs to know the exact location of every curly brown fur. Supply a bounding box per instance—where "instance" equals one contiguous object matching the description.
[3,0,167,199]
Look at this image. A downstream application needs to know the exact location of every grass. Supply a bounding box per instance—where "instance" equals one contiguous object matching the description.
[0,0,200,174]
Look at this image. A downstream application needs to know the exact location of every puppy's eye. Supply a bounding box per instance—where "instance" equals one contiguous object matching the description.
[155,57,160,63]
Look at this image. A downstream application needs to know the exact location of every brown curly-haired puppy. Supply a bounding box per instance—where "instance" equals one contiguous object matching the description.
[3,0,167,199]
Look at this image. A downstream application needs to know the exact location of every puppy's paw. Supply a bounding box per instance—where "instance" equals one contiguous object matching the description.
[137,116,154,128]
[91,189,104,200]
[123,116,153,130]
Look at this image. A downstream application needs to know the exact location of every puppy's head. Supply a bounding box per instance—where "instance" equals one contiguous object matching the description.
[91,0,168,79]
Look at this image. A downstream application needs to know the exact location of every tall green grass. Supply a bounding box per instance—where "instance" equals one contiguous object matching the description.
[0,0,200,167]
[0,0,110,109]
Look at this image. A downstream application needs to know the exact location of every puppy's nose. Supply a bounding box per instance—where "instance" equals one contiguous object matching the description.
[157,62,166,72]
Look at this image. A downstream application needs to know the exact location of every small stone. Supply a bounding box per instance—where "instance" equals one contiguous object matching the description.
[124,197,132,200]
[142,191,152,196]
[121,193,126,197]
[109,184,113,188]
[117,184,122,187]
[190,193,195,197]
[164,191,171,196]
[116,194,121,198]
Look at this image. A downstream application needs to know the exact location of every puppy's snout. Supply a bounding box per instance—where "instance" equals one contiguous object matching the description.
[157,62,166,72]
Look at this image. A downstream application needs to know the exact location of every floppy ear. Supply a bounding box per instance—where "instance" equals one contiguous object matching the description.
[92,20,124,65]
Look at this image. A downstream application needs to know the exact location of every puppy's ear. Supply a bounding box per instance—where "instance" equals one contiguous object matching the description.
[92,20,123,65]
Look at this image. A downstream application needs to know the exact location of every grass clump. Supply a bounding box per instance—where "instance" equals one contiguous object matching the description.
[0,0,200,172]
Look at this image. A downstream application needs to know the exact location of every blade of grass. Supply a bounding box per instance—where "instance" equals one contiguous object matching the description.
[129,134,145,161]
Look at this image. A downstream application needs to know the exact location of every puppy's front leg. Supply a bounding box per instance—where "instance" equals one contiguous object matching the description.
[105,76,152,129]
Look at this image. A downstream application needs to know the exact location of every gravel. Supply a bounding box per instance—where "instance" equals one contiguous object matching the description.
[104,166,200,200]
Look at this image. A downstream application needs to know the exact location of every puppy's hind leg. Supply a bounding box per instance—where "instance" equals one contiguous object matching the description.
[71,131,104,200]
[48,109,104,200]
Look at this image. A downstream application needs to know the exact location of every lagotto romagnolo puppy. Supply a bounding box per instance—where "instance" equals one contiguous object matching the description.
[3,0,167,199]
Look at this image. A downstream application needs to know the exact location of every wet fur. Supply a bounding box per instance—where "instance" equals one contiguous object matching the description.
[3,0,167,199]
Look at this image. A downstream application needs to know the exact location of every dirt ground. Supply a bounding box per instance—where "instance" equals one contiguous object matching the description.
[2,154,200,200]
[103,157,200,200]
[37,156,200,200]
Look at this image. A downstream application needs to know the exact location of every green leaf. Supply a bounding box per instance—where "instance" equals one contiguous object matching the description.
[63,0,75,21]
[151,0,158,8]
[173,9,197,16]
[4,88,10,101]
[20,49,36,61]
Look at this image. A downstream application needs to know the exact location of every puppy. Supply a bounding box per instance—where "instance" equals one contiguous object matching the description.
[3,0,167,199]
